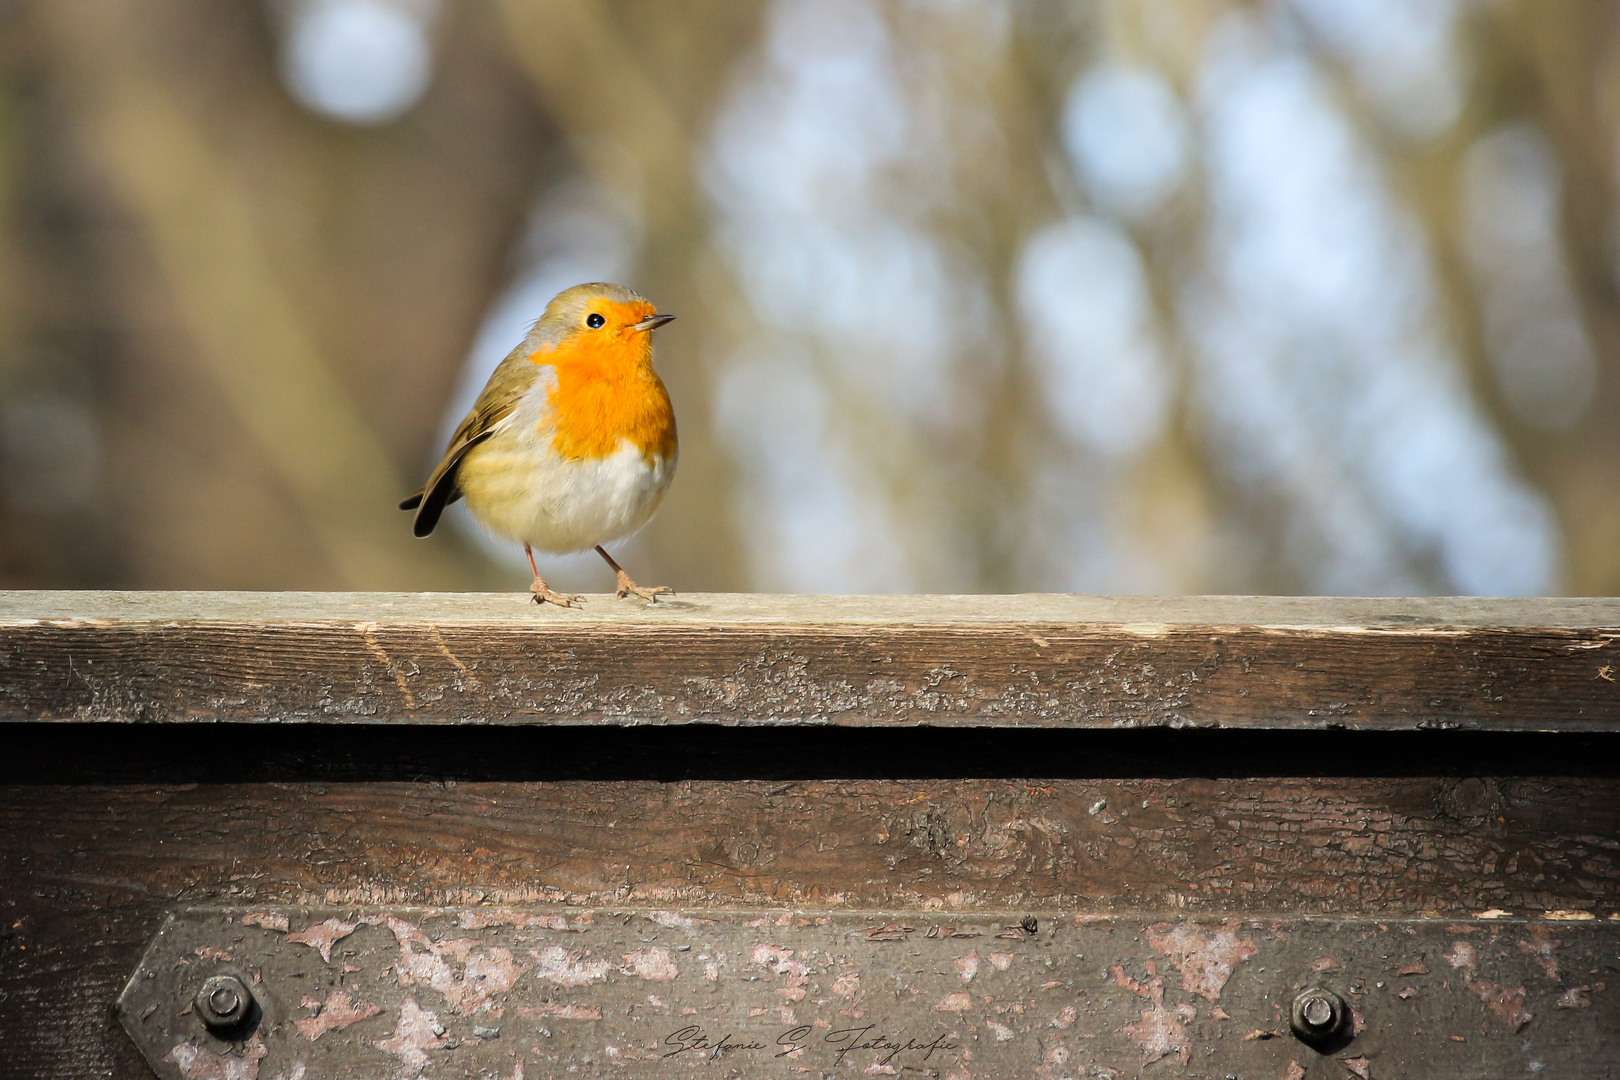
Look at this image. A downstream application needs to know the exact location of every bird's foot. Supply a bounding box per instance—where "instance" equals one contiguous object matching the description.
[530,580,585,607]
[615,570,673,604]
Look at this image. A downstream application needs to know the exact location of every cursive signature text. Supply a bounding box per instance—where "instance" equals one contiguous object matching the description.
[661,1022,960,1067]
[661,1026,769,1060]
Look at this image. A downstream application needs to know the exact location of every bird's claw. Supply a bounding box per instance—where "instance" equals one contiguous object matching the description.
[530,582,585,608]
[620,585,673,604]
[615,571,673,604]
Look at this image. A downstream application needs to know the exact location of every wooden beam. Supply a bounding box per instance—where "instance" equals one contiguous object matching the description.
[6,770,1618,1075]
[3,593,1617,1075]
[2,592,1616,730]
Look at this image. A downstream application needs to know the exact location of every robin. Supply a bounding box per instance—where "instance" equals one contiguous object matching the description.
[401,282,678,606]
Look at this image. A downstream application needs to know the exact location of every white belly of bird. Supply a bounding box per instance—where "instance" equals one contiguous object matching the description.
[462,436,675,555]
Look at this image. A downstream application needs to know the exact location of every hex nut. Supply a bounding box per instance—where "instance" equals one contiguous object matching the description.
[195,974,253,1033]
[1289,986,1349,1044]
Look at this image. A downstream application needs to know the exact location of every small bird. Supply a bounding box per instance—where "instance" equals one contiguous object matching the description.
[401,282,678,606]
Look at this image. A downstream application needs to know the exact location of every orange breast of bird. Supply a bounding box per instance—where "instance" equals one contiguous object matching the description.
[535,299,677,464]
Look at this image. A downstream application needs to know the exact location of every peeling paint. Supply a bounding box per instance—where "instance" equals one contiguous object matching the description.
[294,990,380,1041]
[648,911,711,930]
[515,1003,603,1020]
[1121,1002,1196,1064]
[380,916,525,1012]
[621,947,678,982]
[1470,980,1532,1032]
[166,1035,268,1080]
[750,940,813,1005]
[1441,938,1531,1028]
[1443,941,1477,977]
[1145,921,1258,1002]
[287,917,356,963]
[1110,963,1161,1002]
[1517,925,1561,979]
[1555,986,1592,1009]
[457,910,571,931]
[116,907,1619,1079]
[531,944,612,987]
[369,997,445,1078]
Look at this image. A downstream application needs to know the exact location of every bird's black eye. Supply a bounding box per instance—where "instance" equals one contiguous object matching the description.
[586,312,606,329]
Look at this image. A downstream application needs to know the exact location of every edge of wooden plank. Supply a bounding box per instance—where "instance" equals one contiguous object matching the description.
[3,592,1617,731]
[3,590,1620,628]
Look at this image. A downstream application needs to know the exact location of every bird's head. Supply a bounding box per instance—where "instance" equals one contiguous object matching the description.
[528,282,675,367]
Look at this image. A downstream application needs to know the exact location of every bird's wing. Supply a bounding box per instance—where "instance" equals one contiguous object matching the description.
[401,348,542,537]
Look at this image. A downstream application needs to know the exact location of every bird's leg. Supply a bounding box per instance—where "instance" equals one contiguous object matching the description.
[595,545,673,603]
[526,544,584,607]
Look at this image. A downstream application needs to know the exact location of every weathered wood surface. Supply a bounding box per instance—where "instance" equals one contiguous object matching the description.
[6,777,1616,917]
[3,592,1619,729]
[3,777,1619,1076]
[2,594,1618,1075]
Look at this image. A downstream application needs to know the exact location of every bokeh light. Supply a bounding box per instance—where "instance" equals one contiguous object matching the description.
[1062,64,1190,219]
[279,0,436,125]
[2,0,1614,596]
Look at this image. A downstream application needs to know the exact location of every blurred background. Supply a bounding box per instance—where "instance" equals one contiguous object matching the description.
[0,0,1616,596]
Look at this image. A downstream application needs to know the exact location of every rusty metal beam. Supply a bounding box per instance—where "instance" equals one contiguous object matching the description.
[115,907,1618,1080]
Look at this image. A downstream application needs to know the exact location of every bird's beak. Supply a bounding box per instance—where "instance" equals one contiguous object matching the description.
[631,313,676,332]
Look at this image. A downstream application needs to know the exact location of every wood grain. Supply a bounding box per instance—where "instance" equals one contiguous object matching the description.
[3,777,1618,1076]
[2,592,1619,729]
[2,593,1617,1075]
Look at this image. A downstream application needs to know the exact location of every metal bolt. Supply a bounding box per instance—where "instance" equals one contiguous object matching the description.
[1289,986,1349,1044]
[195,975,253,1033]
